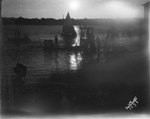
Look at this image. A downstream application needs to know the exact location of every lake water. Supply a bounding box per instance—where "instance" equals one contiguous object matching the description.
[2,25,99,81]
[2,24,149,115]
[2,25,137,82]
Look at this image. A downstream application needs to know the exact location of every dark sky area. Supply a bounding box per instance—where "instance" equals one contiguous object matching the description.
[1,0,150,19]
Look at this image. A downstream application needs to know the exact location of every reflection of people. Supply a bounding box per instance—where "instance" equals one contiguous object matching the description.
[12,63,27,101]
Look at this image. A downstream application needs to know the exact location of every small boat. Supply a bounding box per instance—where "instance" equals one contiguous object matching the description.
[61,12,77,37]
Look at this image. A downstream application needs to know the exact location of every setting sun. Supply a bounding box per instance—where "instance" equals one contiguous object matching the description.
[69,1,79,11]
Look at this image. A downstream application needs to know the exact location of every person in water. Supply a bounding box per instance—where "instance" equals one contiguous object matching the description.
[12,63,27,101]
[55,35,58,47]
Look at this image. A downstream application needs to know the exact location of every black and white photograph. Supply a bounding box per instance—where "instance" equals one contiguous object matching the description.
[0,0,150,118]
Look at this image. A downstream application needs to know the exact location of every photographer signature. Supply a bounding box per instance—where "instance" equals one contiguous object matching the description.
[125,96,139,110]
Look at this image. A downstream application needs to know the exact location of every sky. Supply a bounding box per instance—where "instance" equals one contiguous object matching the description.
[1,0,150,19]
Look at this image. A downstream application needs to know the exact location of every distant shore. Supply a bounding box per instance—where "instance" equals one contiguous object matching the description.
[2,17,142,26]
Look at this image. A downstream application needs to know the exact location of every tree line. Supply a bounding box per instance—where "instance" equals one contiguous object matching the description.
[2,17,142,26]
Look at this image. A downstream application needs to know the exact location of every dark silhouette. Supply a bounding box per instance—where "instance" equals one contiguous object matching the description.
[13,63,27,78]
[61,12,77,37]
[55,35,58,47]
[12,63,27,101]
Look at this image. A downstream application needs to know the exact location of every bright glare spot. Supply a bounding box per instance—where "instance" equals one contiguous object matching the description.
[69,53,82,70]
[72,26,80,47]
[70,54,77,70]
[69,1,79,10]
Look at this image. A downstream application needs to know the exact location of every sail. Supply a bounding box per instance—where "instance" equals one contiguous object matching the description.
[62,12,77,36]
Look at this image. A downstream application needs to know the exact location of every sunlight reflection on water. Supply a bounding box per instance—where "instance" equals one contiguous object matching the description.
[69,52,83,70]
[3,25,106,80]
[72,26,81,47]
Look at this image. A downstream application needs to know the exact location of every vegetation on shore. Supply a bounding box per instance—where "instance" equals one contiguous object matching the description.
[3,17,142,26]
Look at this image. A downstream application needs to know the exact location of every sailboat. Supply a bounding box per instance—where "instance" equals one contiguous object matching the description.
[61,12,77,37]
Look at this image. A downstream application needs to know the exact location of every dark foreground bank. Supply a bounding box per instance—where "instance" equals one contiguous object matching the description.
[1,49,149,116]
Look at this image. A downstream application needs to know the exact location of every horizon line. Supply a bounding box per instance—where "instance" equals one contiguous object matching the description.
[2,16,144,20]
